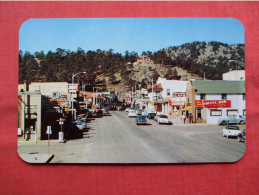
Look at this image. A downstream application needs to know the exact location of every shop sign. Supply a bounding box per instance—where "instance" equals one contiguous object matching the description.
[195,100,231,108]
[56,99,68,104]
[172,92,186,97]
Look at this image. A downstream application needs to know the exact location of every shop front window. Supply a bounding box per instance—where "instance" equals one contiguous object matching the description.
[222,94,227,100]
[200,94,206,100]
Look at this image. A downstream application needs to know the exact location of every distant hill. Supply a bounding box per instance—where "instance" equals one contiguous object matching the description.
[19,41,245,94]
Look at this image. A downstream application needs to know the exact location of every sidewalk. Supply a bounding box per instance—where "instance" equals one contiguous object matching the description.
[158,113,208,126]
[18,138,61,163]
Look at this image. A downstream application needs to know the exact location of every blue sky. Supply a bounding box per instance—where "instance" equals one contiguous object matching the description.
[19,18,244,55]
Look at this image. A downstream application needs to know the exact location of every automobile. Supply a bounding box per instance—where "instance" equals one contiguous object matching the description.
[157,114,171,124]
[142,109,157,119]
[222,125,241,138]
[218,115,246,125]
[96,109,103,117]
[77,114,86,122]
[101,108,110,116]
[88,109,97,117]
[154,114,162,122]
[75,121,87,130]
[135,115,147,125]
[237,128,246,143]
[135,108,143,115]
[128,110,137,117]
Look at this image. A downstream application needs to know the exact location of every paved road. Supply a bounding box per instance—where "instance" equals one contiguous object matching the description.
[18,111,246,163]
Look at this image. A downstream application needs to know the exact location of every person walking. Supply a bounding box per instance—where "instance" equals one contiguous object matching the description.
[182,114,186,124]
[188,114,192,124]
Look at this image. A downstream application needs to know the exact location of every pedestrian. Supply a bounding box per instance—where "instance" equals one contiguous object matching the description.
[188,114,192,124]
[182,114,186,124]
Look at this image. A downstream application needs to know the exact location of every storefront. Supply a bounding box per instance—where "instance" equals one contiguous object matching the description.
[186,80,245,124]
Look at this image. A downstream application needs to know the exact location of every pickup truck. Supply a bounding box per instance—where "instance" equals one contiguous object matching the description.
[218,115,246,125]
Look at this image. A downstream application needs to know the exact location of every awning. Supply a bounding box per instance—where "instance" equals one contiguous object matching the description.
[182,106,192,111]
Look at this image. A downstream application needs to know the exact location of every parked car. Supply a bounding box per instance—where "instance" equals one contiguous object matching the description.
[154,114,163,122]
[135,115,147,125]
[75,121,87,130]
[128,110,137,117]
[96,109,103,117]
[142,109,157,119]
[157,114,171,124]
[218,115,246,125]
[101,108,110,116]
[222,125,241,138]
[238,128,246,143]
[77,114,86,122]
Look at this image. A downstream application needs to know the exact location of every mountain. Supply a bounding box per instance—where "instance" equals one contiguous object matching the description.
[19,41,245,94]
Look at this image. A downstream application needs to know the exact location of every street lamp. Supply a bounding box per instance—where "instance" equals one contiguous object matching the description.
[71,72,86,120]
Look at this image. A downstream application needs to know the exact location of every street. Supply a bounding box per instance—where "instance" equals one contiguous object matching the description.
[18,111,246,163]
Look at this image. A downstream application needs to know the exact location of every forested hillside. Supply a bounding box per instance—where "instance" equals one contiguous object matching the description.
[19,41,245,92]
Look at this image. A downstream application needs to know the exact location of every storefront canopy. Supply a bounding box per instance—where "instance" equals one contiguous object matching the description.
[182,106,192,111]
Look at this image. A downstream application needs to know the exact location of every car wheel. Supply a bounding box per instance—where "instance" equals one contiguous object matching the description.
[222,121,227,126]
[240,120,245,125]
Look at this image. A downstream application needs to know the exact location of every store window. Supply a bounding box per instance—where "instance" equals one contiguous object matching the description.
[221,94,227,100]
[210,110,222,116]
[200,94,206,100]
[227,109,238,116]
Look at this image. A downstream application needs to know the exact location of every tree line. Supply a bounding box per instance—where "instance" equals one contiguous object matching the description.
[19,41,245,87]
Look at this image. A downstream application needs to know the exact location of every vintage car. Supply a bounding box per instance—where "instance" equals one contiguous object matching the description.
[101,108,110,116]
[222,125,241,138]
[128,110,137,117]
[238,128,246,143]
[75,120,87,130]
[156,114,171,124]
[135,115,147,125]
[154,114,162,122]
[218,115,246,125]
[142,109,157,119]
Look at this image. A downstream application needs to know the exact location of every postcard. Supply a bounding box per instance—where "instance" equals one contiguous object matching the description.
[17,18,246,163]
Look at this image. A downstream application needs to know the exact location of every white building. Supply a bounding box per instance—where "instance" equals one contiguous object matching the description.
[19,82,69,98]
[186,80,246,124]
[223,70,245,80]
[156,77,188,114]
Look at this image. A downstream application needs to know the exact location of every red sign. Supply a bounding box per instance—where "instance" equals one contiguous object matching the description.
[195,100,231,108]
[56,99,68,104]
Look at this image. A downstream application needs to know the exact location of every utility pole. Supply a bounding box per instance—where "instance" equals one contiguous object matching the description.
[152,78,154,101]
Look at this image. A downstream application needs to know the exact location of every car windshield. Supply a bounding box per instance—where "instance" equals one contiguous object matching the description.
[227,126,239,130]
[160,115,168,118]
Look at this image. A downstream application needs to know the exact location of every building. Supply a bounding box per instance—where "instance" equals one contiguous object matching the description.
[156,78,188,115]
[146,83,163,111]
[18,91,42,141]
[186,80,246,124]
[223,70,245,80]
[136,55,153,64]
